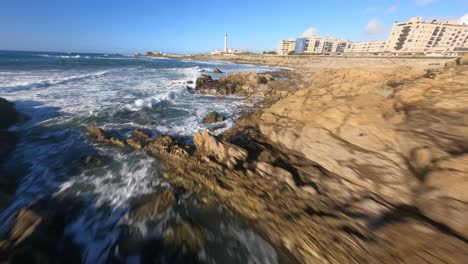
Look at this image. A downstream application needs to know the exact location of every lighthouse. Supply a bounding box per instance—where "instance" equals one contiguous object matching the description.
[224,33,228,53]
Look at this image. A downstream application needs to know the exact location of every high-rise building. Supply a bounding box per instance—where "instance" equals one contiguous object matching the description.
[278,39,296,55]
[293,36,351,54]
[386,17,468,53]
[345,41,387,53]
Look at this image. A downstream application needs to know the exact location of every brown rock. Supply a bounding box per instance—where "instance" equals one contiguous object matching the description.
[202,111,225,124]
[145,135,190,158]
[195,72,271,97]
[163,222,206,252]
[213,68,223,74]
[131,188,176,221]
[193,131,247,169]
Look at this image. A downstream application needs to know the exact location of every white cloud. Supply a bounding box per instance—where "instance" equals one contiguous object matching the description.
[365,19,386,35]
[387,5,398,14]
[460,13,468,25]
[300,28,319,38]
[415,0,435,6]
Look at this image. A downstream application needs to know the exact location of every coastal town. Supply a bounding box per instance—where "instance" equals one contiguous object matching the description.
[279,17,468,56]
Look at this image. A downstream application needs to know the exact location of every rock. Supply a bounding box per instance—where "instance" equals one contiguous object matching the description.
[145,135,190,158]
[213,68,223,74]
[80,155,104,168]
[195,74,213,86]
[163,222,206,252]
[195,72,271,97]
[202,111,225,124]
[0,131,17,161]
[251,161,296,189]
[86,126,126,147]
[86,126,107,141]
[0,200,68,263]
[131,188,176,221]
[193,131,247,169]
[0,97,20,129]
[133,53,142,56]
[186,80,194,84]
[208,123,227,132]
[186,86,195,93]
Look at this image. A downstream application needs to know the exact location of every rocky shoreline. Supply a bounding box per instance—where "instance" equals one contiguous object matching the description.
[1,55,468,263]
[99,55,468,263]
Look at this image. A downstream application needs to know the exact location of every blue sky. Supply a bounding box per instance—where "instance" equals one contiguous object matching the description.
[1,0,467,54]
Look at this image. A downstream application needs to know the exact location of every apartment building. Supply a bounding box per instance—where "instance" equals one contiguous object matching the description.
[278,39,296,55]
[386,17,468,53]
[294,36,351,54]
[346,41,387,53]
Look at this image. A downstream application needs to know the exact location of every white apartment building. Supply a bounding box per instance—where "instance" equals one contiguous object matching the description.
[279,39,296,55]
[386,17,468,53]
[345,41,387,53]
[297,36,351,54]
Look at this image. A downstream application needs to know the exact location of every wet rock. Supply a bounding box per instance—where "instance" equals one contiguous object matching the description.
[163,222,206,252]
[195,72,271,97]
[195,74,213,86]
[86,126,107,141]
[202,111,225,124]
[86,125,126,148]
[131,188,176,221]
[208,123,227,132]
[186,86,195,93]
[0,200,68,263]
[193,131,247,169]
[186,80,194,84]
[126,128,152,150]
[0,97,20,129]
[80,155,104,168]
[145,135,190,158]
[0,131,17,161]
[213,68,222,74]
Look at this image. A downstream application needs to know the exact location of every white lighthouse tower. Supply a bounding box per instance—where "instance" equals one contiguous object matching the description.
[224,33,228,53]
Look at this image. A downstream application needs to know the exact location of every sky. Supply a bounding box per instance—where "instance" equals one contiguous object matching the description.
[1,0,467,54]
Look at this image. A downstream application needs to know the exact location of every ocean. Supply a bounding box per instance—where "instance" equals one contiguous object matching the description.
[0,50,282,263]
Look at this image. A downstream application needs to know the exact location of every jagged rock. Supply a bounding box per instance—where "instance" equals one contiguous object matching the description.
[251,161,296,189]
[0,97,20,129]
[131,188,176,221]
[163,222,206,252]
[208,123,227,132]
[186,80,194,84]
[86,126,126,148]
[195,74,213,86]
[145,135,190,158]
[195,72,271,97]
[0,200,68,263]
[213,68,222,74]
[193,131,247,169]
[80,155,104,168]
[202,111,225,124]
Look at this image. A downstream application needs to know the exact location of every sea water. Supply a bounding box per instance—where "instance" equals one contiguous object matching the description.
[0,50,281,263]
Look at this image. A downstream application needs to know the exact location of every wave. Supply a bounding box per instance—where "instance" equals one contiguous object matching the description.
[0,70,112,92]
